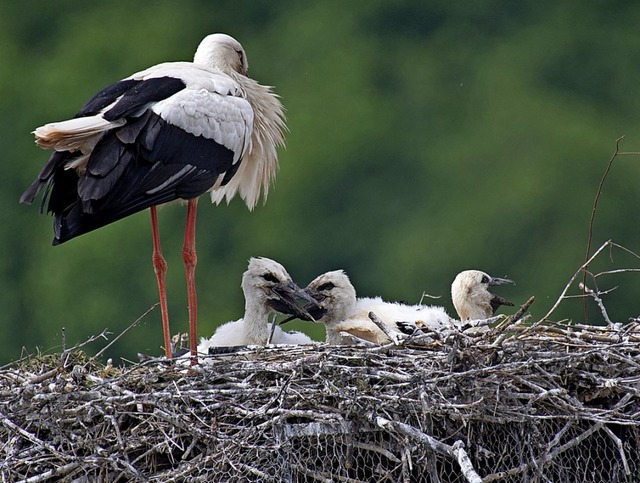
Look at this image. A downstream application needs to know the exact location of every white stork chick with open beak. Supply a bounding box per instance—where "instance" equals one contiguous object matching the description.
[196,257,315,353]
[451,270,515,321]
[20,34,286,364]
[291,270,454,345]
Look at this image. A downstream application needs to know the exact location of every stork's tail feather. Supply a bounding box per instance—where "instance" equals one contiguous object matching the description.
[19,151,71,206]
[33,116,124,151]
[20,179,44,205]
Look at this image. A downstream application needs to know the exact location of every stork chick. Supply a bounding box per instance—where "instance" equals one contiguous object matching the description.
[197,257,315,353]
[451,270,515,321]
[293,270,453,345]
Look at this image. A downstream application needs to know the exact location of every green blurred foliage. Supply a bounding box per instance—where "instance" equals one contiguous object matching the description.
[2,0,638,364]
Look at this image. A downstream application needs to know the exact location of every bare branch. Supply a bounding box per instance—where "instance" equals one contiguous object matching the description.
[94,303,158,360]
[19,462,82,483]
[578,282,614,325]
[540,240,612,323]
[368,311,405,345]
[374,417,483,483]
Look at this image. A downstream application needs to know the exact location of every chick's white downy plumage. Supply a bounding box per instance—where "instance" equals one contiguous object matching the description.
[451,270,515,321]
[298,270,453,345]
[197,257,314,353]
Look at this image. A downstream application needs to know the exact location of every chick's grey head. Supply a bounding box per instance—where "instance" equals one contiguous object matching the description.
[242,257,315,318]
[451,270,515,321]
[302,270,357,324]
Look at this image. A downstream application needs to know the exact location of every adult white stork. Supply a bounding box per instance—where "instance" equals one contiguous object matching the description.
[196,257,315,353]
[289,270,454,345]
[451,270,515,321]
[20,34,286,364]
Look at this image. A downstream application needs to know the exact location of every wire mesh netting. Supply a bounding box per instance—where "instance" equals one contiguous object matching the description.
[1,320,639,482]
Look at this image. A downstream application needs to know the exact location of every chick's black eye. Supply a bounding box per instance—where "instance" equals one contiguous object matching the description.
[317,282,335,292]
[262,273,280,284]
[481,275,490,284]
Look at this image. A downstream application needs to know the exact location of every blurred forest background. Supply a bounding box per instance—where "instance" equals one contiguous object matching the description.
[1,0,639,365]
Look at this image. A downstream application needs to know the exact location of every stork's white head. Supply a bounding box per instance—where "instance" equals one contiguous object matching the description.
[303,270,357,325]
[194,33,249,76]
[451,270,515,321]
[241,257,312,317]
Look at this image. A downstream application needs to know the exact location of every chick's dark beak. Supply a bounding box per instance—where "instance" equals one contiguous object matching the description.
[488,277,515,314]
[490,294,515,313]
[489,277,515,286]
[279,287,328,325]
[267,281,320,323]
[304,287,327,303]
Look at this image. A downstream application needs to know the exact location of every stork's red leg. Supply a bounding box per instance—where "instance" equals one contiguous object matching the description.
[150,206,172,359]
[183,199,199,365]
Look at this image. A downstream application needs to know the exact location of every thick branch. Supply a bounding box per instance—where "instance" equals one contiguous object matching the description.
[374,416,483,483]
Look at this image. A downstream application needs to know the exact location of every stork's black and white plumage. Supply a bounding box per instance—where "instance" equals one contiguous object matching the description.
[20,34,286,364]
[451,270,515,321]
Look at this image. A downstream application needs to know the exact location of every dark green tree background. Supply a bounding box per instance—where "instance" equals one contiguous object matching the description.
[2,0,638,364]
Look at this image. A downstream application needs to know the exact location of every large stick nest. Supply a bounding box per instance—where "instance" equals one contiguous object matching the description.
[1,318,639,482]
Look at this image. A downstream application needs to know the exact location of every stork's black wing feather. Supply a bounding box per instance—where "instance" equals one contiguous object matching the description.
[24,72,243,245]
[103,77,186,121]
[21,76,188,207]
[76,79,141,117]
[51,109,234,244]
[76,77,186,120]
